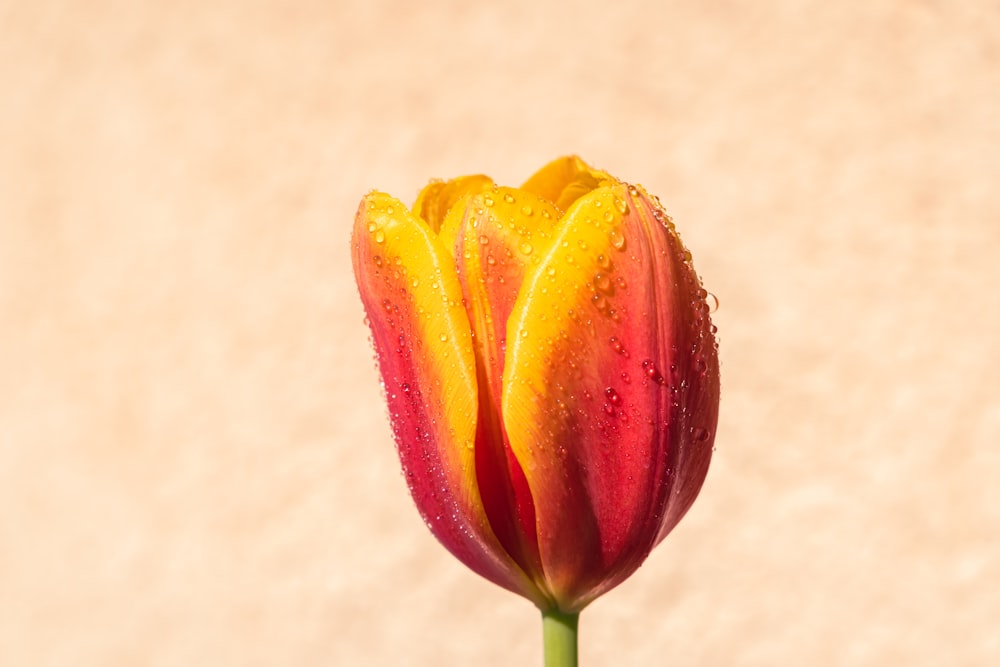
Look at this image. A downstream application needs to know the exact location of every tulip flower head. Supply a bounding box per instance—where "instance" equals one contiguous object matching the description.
[352,156,719,618]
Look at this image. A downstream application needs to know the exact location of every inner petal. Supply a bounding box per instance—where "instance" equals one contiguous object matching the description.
[451,186,561,588]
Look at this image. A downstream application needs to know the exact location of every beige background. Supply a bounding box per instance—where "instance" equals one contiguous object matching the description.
[2,1,998,665]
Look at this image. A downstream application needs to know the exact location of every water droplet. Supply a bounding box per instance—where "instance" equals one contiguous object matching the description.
[615,276,627,289]
[373,255,384,267]
[478,235,489,245]
[546,266,557,277]
[692,428,711,442]
[483,195,495,207]
[608,229,626,251]
[520,329,529,339]
[596,254,612,270]
[603,210,615,223]
[519,242,533,255]
[642,359,666,385]
[367,222,377,232]
[594,273,612,293]
[521,205,533,216]
[609,336,626,355]
[374,230,386,244]
[487,254,496,265]
[695,358,707,374]
[503,193,516,204]
[604,387,622,406]
[621,372,631,384]
[439,333,449,342]
[411,278,420,288]
[386,205,395,214]
[613,197,628,214]
[706,292,719,313]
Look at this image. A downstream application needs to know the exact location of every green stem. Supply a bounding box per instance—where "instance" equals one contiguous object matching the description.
[542,609,579,667]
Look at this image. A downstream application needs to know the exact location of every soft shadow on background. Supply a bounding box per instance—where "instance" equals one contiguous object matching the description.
[2,1,997,665]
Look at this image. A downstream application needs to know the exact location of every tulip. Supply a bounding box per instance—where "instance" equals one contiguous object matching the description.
[352,156,719,665]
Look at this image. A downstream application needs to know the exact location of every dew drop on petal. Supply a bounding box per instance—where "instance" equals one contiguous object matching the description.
[520,242,533,255]
[609,336,625,355]
[504,193,516,204]
[604,387,622,406]
[706,292,720,313]
[374,230,386,244]
[642,359,666,385]
[594,273,612,293]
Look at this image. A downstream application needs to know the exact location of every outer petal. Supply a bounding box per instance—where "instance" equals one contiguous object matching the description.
[502,184,719,611]
[351,192,546,606]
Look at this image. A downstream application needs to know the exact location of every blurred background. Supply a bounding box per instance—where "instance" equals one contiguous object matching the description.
[2,1,998,664]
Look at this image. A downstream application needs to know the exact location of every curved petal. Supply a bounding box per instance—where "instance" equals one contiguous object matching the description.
[502,184,719,611]
[520,155,613,211]
[449,187,562,593]
[413,174,494,233]
[351,192,546,606]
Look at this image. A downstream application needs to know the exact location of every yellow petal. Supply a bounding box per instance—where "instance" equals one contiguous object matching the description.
[352,191,546,605]
[413,174,494,233]
[520,155,614,211]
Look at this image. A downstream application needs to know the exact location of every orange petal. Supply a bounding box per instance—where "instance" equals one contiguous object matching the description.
[450,187,562,591]
[351,191,547,607]
[502,184,719,611]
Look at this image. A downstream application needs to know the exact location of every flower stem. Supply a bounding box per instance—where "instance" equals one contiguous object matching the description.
[542,609,579,667]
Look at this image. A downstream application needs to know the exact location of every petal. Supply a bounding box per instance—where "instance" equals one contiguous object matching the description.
[520,155,613,211]
[502,184,719,611]
[413,174,494,233]
[351,192,546,606]
[449,187,562,591]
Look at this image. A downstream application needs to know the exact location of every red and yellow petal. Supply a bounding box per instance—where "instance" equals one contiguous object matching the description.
[502,184,719,611]
[351,192,546,607]
[448,187,563,592]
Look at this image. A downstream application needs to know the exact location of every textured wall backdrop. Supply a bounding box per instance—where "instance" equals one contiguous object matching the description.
[2,1,998,665]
